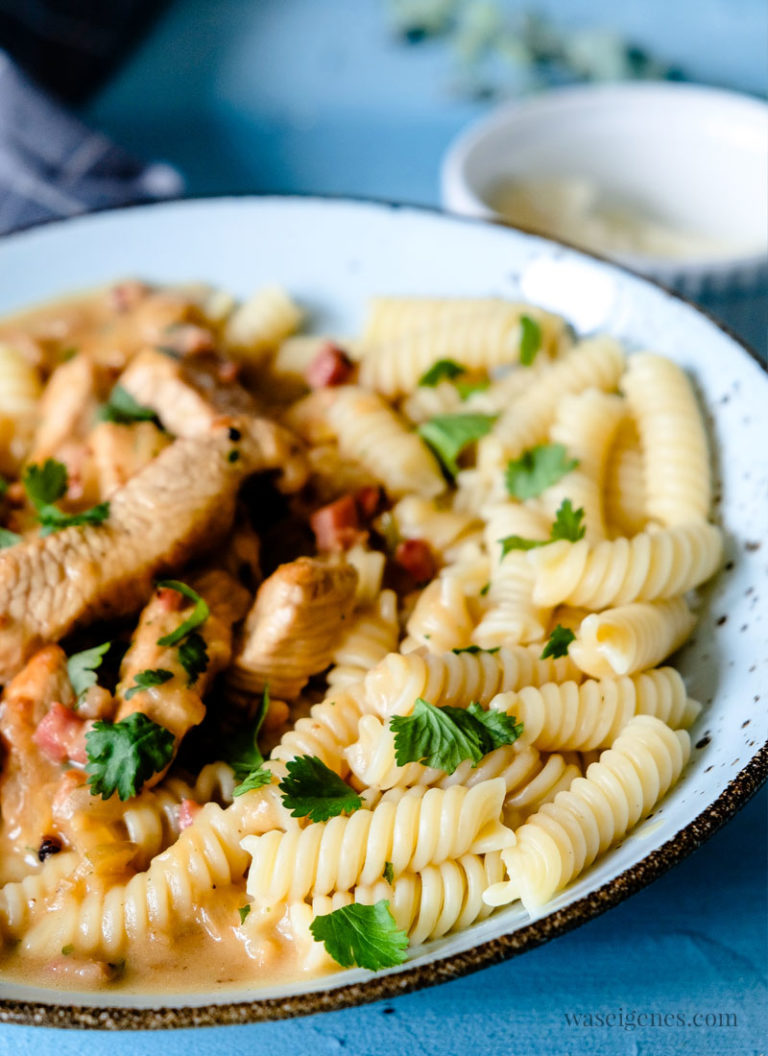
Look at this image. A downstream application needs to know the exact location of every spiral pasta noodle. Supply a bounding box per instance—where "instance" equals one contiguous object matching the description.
[242,779,514,906]
[328,590,400,689]
[484,715,691,911]
[604,417,648,538]
[570,598,697,678]
[528,521,723,609]
[224,285,303,359]
[271,684,368,775]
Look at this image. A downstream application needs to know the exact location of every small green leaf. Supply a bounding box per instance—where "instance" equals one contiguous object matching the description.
[519,315,542,366]
[22,459,67,507]
[67,641,111,707]
[540,624,576,660]
[383,861,394,884]
[479,581,490,596]
[417,413,497,478]
[124,668,173,701]
[498,534,546,557]
[505,443,579,500]
[455,377,490,400]
[155,581,210,647]
[309,900,409,971]
[85,712,175,800]
[178,631,209,687]
[99,385,158,425]
[0,527,21,549]
[238,904,251,925]
[278,755,363,822]
[549,499,586,542]
[466,701,524,749]
[61,944,74,956]
[224,687,270,780]
[233,765,273,797]
[36,501,110,536]
[418,359,466,387]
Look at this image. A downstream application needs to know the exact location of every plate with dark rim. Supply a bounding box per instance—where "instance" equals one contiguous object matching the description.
[0,196,765,1029]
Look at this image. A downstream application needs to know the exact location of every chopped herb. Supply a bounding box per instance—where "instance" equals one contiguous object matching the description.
[67,641,111,707]
[504,443,579,500]
[58,346,78,362]
[451,645,500,655]
[309,900,408,971]
[550,499,586,542]
[61,944,74,956]
[85,712,175,800]
[22,458,109,535]
[455,377,490,400]
[519,315,542,366]
[383,861,394,884]
[499,499,587,556]
[225,687,270,780]
[238,904,251,925]
[0,478,7,498]
[233,765,272,796]
[227,449,240,463]
[99,385,158,425]
[278,755,362,822]
[155,581,210,647]
[479,581,490,596]
[389,697,522,775]
[124,668,173,701]
[417,413,497,478]
[0,528,21,549]
[418,359,466,387]
[178,631,209,687]
[540,624,576,660]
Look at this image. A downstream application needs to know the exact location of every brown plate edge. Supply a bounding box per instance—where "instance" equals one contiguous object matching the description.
[0,740,765,1031]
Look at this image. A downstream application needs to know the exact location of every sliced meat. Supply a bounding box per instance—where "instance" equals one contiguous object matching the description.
[0,645,74,874]
[229,557,358,699]
[30,355,113,463]
[118,347,258,438]
[0,416,307,681]
[89,420,172,498]
[114,569,250,783]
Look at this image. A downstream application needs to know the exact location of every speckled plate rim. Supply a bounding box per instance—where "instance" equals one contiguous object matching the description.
[0,194,765,1030]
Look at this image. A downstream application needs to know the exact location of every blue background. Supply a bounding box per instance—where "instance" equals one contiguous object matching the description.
[2,2,767,1053]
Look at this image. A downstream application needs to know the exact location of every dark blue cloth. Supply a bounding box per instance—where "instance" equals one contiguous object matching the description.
[0,50,181,235]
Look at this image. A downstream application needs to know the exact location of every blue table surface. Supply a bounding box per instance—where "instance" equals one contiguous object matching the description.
[3,2,768,1053]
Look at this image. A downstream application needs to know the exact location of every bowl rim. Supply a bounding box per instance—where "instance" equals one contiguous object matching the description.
[439,81,768,277]
[0,192,765,1030]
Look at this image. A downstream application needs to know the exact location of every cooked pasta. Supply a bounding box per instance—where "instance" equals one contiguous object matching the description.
[0,283,720,993]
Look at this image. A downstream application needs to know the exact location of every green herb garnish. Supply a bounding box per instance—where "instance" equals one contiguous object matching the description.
[309,901,408,971]
[504,443,578,500]
[418,413,497,478]
[278,755,363,822]
[85,712,175,800]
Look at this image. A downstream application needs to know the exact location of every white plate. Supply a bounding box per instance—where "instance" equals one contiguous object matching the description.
[0,197,765,1028]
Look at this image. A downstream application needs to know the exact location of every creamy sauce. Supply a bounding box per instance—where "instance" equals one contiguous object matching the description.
[489,177,752,261]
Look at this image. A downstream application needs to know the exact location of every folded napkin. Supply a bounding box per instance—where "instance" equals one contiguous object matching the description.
[0,50,182,236]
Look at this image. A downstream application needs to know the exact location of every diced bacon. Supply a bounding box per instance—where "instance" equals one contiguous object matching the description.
[33,703,87,765]
[305,343,354,389]
[155,586,186,612]
[217,359,241,384]
[354,485,384,521]
[310,494,366,551]
[178,798,202,831]
[394,538,436,585]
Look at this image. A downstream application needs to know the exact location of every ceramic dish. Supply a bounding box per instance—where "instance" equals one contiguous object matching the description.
[0,196,765,1028]
[440,83,768,299]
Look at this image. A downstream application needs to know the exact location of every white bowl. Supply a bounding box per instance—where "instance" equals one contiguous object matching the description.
[441,82,768,298]
[0,197,765,1026]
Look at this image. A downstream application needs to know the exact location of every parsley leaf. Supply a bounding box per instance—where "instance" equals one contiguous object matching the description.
[155,581,210,647]
[417,413,497,478]
[124,668,173,700]
[540,624,576,660]
[383,861,394,884]
[519,315,542,366]
[100,385,158,425]
[390,697,522,775]
[278,755,363,822]
[505,443,579,500]
[178,631,209,687]
[238,904,251,925]
[233,765,272,796]
[22,459,109,535]
[550,499,586,542]
[85,712,175,800]
[418,359,466,387]
[0,527,21,549]
[22,459,67,507]
[499,499,587,556]
[466,701,523,749]
[451,645,500,655]
[0,478,7,499]
[67,641,111,707]
[309,900,408,971]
